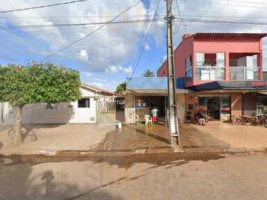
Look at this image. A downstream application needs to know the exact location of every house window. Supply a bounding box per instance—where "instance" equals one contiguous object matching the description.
[47,103,57,110]
[78,98,90,108]
[195,53,225,80]
[185,56,193,80]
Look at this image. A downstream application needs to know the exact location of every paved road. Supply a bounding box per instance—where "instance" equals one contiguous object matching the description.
[1,153,267,200]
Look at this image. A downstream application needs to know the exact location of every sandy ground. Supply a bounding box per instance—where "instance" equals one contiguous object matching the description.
[1,153,267,200]
[1,121,266,154]
[0,123,229,154]
[0,124,116,153]
[191,121,267,149]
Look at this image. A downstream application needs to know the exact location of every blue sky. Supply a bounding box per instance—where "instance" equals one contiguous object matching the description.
[0,0,267,91]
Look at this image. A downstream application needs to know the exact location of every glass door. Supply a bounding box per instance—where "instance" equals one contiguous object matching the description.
[220,96,231,121]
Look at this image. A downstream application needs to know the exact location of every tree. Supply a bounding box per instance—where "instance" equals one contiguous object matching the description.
[0,63,81,145]
[116,82,126,93]
[143,69,155,77]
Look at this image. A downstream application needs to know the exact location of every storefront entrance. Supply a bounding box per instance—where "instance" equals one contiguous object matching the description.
[198,95,231,121]
[135,96,167,122]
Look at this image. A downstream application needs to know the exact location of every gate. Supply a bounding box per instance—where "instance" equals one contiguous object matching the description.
[96,98,116,123]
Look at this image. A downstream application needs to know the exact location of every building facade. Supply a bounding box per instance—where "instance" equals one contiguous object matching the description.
[125,33,267,123]
[0,84,115,125]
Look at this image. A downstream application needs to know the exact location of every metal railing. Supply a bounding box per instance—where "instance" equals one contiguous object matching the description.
[229,66,260,81]
[195,66,225,81]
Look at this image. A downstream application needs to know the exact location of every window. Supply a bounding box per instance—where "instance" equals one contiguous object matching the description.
[185,56,193,80]
[195,53,225,80]
[78,98,90,108]
[195,53,225,66]
[47,103,57,110]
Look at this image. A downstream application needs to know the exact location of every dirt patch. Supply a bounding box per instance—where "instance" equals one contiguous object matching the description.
[88,123,230,152]
[180,124,230,149]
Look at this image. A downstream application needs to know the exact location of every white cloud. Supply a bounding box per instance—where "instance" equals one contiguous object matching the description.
[89,79,119,91]
[119,66,133,74]
[106,66,119,73]
[1,0,267,72]
[144,43,150,51]
[78,50,88,61]
[0,0,149,71]
[106,65,132,74]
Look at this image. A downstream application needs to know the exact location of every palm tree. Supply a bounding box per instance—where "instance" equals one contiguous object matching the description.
[143,69,155,77]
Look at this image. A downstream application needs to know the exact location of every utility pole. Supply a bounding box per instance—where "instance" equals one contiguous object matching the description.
[165,0,181,149]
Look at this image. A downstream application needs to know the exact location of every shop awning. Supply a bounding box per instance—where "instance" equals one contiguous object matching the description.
[128,89,189,95]
[189,81,267,91]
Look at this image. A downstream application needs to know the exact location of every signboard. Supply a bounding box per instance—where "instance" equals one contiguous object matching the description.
[250,81,267,89]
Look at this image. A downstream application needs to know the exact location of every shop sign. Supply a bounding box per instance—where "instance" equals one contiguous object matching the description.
[250,81,267,89]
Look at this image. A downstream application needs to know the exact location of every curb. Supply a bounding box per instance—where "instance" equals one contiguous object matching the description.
[1,146,267,166]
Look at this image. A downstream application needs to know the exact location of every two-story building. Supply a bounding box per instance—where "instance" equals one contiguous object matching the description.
[125,33,267,123]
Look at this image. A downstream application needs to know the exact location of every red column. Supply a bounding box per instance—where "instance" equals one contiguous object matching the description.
[258,53,263,80]
[225,52,229,81]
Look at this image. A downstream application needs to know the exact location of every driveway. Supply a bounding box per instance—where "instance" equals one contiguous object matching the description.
[191,121,267,149]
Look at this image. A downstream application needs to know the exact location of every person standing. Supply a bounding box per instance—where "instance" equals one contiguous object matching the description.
[151,107,159,123]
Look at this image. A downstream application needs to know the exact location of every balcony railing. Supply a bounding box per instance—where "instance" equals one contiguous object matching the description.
[196,66,225,81]
[229,67,260,81]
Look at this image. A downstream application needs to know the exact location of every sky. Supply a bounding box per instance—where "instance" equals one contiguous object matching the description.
[0,0,267,91]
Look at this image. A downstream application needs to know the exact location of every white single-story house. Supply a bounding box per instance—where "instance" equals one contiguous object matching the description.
[0,84,115,125]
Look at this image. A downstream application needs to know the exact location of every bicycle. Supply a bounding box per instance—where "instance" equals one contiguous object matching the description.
[8,125,37,141]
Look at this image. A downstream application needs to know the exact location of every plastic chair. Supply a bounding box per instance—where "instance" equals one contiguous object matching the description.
[144,115,153,125]
[135,114,140,123]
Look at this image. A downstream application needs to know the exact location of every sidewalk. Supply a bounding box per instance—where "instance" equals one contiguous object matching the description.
[191,121,267,150]
[0,124,116,155]
[0,123,230,155]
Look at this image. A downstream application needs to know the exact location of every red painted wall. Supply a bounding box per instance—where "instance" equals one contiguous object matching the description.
[157,34,264,87]
[157,36,194,81]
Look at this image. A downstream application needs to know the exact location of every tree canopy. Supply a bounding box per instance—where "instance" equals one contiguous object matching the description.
[116,82,126,93]
[143,69,155,77]
[0,63,81,106]
[0,63,81,145]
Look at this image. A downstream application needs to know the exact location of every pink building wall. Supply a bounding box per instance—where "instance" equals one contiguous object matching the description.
[157,33,265,87]
[157,35,194,82]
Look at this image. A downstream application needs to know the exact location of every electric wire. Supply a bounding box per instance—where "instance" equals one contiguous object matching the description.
[130,0,161,80]
[41,1,142,62]
[0,0,90,14]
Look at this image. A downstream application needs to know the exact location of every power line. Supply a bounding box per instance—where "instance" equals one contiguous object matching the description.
[175,0,187,33]
[203,0,267,9]
[0,18,165,30]
[208,0,267,6]
[176,18,267,26]
[0,14,166,19]
[0,0,89,14]
[130,0,161,79]
[41,1,142,62]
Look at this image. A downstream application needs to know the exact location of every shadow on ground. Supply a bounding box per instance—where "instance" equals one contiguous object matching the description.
[0,164,124,200]
[0,152,227,199]
[3,151,226,170]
